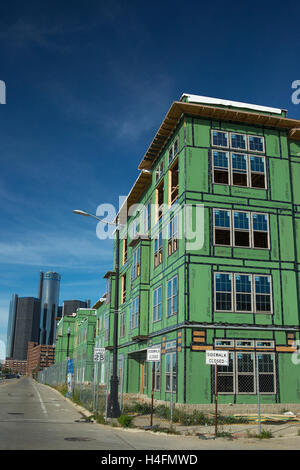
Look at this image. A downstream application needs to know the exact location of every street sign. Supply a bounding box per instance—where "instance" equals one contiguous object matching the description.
[94,347,106,362]
[147,347,161,362]
[206,350,229,366]
[67,358,74,374]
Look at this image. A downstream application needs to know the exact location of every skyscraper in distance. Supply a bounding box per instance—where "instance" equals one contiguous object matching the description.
[13,297,41,360]
[39,271,61,345]
[6,293,18,358]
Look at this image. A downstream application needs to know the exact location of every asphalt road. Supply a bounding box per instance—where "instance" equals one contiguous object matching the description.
[0,376,299,453]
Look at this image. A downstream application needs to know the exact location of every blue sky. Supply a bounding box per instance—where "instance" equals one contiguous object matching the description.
[0,0,300,358]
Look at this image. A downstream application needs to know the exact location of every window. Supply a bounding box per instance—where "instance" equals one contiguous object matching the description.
[106,278,111,305]
[252,213,269,248]
[120,311,126,338]
[121,273,126,304]
[233,211,250,247]
[155,160,164,183]
[130,296,139,330]
[212,130,228,148]
[168,215,178,256]
[213,151,229,184]
[122,238,128,265]
[257,353,275,393]
[248,135,264,153]
[214,341,276,395]
[165,349,176,393]
[250,156,266,188]
[211,131,266,189]
[104,316,109,342]
[213,209,269,249]
[131,246,141,284]
[235,274,252,312]
[232,153,248,186]
[255,275,272,313]
[169,137,179,165]
[132,218,140,238]
[236,340,254,348]
[237,352,255,394]
[156,180,164,221]
[215,273,272,314]
[153,286,162,322]
[169,160,179,205]
[154,361,161,391]
[144,201,151,234]
[231,133,247,150]
[167,276,178,317]
[154,231,163,267]
[255,340,274,348]
[215,273,232,311]
[214,209,231,245]
[218,352,234,393]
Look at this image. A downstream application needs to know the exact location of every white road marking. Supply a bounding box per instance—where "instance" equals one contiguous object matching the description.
[32,382,48,417]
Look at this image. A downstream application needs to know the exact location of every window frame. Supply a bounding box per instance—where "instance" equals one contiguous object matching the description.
[234,273,253,313]
[213,209,270,250]
[254,275,273,314]
[167,275,178,317]
[214,272,273,315]
[153,285,162,323]
[230,132,247,151]
[231,152,249,187]
[248,134,265,154]
[211,130,229,149]
[211,130,266,190]
[154,230,163,268]
[165,342,177,393]
[168,214,178,256]
[214,272,233,312]
[251,212,270,249]
[212,150,230,185]
[119,310,126,338]
[130,296,140,330]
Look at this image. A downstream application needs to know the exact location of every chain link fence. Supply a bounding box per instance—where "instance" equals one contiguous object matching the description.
[37,355,125,418]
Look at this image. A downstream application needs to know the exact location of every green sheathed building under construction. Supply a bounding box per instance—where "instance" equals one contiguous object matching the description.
[93,94,300,407]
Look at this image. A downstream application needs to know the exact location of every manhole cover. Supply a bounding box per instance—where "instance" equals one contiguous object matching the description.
[64,437,95,442]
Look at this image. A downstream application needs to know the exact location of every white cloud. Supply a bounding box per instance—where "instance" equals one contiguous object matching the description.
[0,229,113,269]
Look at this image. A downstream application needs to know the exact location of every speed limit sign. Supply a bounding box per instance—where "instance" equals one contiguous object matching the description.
[94,347,105,362]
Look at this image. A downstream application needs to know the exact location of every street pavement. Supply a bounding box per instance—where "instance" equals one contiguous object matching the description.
[0,376,300,452]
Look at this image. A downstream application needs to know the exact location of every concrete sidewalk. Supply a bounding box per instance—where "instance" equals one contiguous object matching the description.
[38,383,300,446]
[130,412,300,441]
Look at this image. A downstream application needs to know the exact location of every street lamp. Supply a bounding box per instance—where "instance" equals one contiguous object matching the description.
[66,326,71,359]
[73,209,122,418]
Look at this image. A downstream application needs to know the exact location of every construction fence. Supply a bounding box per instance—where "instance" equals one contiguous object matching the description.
[37,355,126,417]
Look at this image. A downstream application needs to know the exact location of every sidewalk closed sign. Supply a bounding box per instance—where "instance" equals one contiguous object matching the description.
[206,350,229,366]
[147,347,161,362]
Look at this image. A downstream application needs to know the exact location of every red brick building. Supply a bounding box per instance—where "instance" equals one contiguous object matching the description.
[4,358,27,375]
[27,342,55,376]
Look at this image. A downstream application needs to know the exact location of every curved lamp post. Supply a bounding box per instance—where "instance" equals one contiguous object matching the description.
[73,209,122,418]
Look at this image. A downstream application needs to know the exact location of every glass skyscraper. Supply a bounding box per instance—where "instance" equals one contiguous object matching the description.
[39,272,61,345]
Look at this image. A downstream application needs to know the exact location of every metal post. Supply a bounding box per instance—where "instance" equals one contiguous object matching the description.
[93,362,97,412]
[108,225,121,418]
[150,363,155,427]
[170,377,173,427]
[256,353,261,435]
[215,364,218,438]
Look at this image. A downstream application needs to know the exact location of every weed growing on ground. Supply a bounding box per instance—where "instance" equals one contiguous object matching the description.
[118,414,135,428]
[246,429,273,439]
